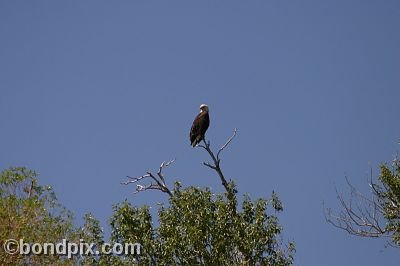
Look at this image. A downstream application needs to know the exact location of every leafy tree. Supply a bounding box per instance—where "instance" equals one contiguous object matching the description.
[113,131,295,265]
[325,158,400,247]
[0,131,295,265]
[78,213,124,266]
[0,167,116,265]
[0,167,78,265]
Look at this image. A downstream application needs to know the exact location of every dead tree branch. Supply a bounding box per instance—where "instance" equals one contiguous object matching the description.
[121,160,174,197]
[199,128,237,194]
[324,176,387,238]
[122,129,238,199]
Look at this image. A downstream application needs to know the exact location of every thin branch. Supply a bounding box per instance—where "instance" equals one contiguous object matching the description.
[121,160,174,197]
[217,128,237,161]
[203,162,217,170]
[158,159,175,185]
[325,178,388,238]
[121,173,151,185]
[198,129,237,197]
[199,139,228,191]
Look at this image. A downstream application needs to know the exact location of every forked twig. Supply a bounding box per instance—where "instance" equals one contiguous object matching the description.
[198,129,237,194]
[217,128,237,161]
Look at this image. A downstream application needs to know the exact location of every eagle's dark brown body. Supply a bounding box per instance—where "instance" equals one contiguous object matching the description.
[190,106,210,147]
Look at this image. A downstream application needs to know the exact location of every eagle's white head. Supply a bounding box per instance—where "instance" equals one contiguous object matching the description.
[199,104,209,113]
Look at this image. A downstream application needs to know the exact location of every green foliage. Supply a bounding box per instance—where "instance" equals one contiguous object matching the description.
[375,159,400,246]
[0,167,78,265]
[109,182,295,265]
[78,213,109,265]
[109,201,153,265]
[0,141,295,265]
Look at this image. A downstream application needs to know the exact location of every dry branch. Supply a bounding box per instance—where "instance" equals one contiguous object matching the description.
[199,128,237,195]
[121,160,174,197]
[122,129,238,199]
[324,176,387,238]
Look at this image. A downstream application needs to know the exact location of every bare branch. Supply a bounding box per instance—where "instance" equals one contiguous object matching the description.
[198,129,237,202]
[133,183,162,194]
[217,128,237,161]
[203,162,217,170]
[199,138,229,192]
[122,160,174,197]
[158,159,175,185]
[325,178,388,238]
[121,173,151,185]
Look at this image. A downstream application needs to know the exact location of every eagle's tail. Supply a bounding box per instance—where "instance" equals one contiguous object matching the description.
[191,140,199,147]
[191,136,203,147]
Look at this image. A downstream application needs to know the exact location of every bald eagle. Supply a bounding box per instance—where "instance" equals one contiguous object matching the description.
[190,104,210,147]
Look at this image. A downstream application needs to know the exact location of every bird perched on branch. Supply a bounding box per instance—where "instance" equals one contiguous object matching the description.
[190,104,210,147]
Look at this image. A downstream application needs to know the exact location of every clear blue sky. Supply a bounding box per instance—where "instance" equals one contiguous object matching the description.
[1,1,399,265]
